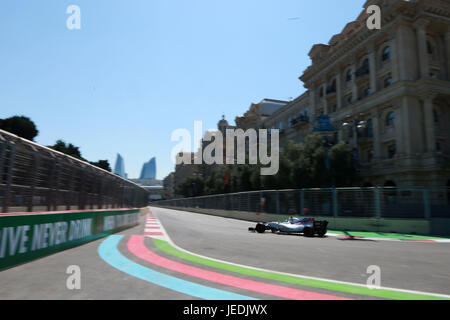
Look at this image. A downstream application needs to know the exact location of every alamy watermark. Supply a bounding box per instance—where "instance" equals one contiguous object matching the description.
[366,265,381,289]
[366,5,381,30]
[171,121,280,176]
[66,265,81,290]
[66,5,81,30]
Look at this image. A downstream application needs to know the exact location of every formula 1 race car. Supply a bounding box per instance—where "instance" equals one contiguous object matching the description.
[248,217,328,237]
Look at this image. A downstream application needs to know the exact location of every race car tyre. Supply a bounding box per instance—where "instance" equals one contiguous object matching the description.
[303,228,314,237]
[255,223,266,234]
[317,230,326,237]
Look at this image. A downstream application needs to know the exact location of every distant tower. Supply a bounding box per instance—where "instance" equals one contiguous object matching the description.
[140,157,156,180]
[114,154,126,178]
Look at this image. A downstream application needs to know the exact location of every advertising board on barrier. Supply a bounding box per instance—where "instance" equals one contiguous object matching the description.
[0,209,140,271]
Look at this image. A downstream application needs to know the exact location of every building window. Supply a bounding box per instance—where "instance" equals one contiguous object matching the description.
[346,69,352,82]
[384,77,392,88]
[319,88,324,98]
[382,46,391,61]
[433,109,438,123]
[388,144,396,159]
[332,104,337,113]
[386,111,395,127]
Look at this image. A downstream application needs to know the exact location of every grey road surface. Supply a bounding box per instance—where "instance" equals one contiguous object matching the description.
[153,207,450,296]
[1,206,449,299]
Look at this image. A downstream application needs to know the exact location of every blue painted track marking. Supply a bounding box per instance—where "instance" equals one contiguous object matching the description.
[98,235,257,300]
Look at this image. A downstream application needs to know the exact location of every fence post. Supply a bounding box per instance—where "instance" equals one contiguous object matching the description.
[300,190,304,216]
[332,188,338,218]
[27,151,40,212]
[423,189,431,219]
[374,187,381,219]
[3,142,16,213]
[259,191,263,213]
[276,191,280,215]
[52,158,62,211]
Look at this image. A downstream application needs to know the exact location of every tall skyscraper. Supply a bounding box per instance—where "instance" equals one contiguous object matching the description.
[140,157,156,180]
[113,153,127,178]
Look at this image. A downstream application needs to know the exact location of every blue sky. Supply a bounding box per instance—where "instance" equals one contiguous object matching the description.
[0,0,364,179]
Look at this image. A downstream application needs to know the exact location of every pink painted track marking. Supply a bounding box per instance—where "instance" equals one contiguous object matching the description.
[144,232,164,236]
[127,235,351,300]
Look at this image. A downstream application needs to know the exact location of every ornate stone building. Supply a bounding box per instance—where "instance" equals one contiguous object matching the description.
[235,99,288,130]
[267,0,450,187]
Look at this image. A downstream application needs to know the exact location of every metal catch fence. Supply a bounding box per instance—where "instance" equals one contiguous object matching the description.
[157,187,450,219]
[0,129,149,213]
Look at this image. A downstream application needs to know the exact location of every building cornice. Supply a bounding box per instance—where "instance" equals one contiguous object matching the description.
[300,0,450,87]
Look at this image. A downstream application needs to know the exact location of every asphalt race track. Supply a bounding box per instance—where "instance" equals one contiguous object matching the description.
[1,206,449,300]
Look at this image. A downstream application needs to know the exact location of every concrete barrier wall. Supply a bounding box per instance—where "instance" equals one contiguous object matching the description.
[155,205,439,235]
[0,208,141,271]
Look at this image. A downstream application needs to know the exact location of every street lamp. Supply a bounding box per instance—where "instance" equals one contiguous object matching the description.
[313,115,339,188]
[341,116,368,169]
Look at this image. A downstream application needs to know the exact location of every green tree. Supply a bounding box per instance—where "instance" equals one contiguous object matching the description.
[0,116,39,141]
[89,160,112,172]
[48,140,85,160]
[329,142,355,187]
[176,176,205,198]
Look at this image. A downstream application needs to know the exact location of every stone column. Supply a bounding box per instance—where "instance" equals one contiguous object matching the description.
[396,23,419,80]
[389,35,400,82]
[423,95,436,153]
[338,128,344,143]
[371,110,381,160]
[367,43,377,94]
[336,70,343,111]
[394,99,404,157]
[322,82,328,115]
[309,85,316,119]
[401,97,412,155]
[414,19,430,79]
[351,59,358,102]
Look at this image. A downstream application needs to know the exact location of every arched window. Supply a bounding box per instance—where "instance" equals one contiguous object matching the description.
[346,69,352,82]
[382,46,391,61]
[386,111,395,127]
